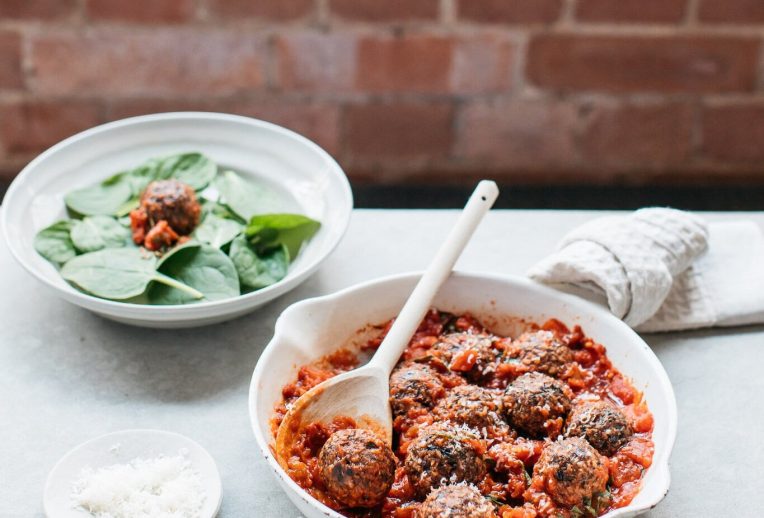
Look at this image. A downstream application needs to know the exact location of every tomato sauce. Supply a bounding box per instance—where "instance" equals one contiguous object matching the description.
[272,311,654,518]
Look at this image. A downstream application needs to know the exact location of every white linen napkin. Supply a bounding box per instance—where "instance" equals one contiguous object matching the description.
[528,208,764,332]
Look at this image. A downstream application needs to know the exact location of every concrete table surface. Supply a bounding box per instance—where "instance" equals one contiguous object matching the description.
[1,209,763,517]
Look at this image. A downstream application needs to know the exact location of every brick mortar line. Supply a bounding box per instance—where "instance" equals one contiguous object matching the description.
[6,21,764,39]
[440,0,456,26]
[6,89,764,107]
[685,0,700,27]
[559,0,577,27]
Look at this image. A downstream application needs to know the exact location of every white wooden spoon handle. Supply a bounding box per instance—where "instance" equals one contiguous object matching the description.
[369,180,499,372]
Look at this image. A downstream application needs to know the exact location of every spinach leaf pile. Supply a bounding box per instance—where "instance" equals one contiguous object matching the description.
[36,152,321,304]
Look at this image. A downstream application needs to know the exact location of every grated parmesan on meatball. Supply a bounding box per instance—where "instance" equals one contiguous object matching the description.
[433,385,509,436]
[404,423,486,498]
[506,330,573,377]
[420,484,497,518]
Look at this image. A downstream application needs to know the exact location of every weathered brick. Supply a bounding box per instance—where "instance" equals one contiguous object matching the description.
[329,0,439,21]
[576,0,686,23]
[455,98,578,167]
[451,34,515,94]
[355,35,453,93]
[0,31,23,90]
[702,103,764,162]
[581,102,694,167]
[0,100,102,155]
[699,0,764,24]
[30,30,265,95]
[527,34,759,93]
[345,102,453,159]
[458,0,563,24]
[276,33,356,92]
[0,0,76,19]
[207,0,314,20]
[86,0,195,22]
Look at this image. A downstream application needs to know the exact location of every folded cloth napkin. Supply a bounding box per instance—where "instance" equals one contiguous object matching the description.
[528,208,764,332]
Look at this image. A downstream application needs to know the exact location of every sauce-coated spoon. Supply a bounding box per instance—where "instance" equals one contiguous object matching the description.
[275,180,499,464]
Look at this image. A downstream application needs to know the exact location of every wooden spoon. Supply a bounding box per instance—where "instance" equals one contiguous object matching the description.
[275,180,499,464]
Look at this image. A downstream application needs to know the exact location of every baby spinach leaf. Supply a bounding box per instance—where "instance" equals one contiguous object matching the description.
[214,170,281,221]
[60,248,204,301]
[148,244,239,304]
[70,216,132,253]
[64,179,133,217]
[34,220,76,265]
[158,152,217,191]
[201,199,245,224]
[229,235,288,290]
[245,213,320,262]
[61,248,203,301]
[193,213,243,248]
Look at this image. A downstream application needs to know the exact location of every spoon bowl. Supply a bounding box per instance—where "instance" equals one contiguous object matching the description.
[275,365,392,466]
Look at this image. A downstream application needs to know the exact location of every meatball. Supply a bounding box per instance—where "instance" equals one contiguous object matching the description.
[507,330,573,377]
[433,385,508,434]
[503,372,572,438]
[318,428,396,508]
[389,361,445,418]
[533,437,608,508]
[430,332,499,382]
[420,484,496,518]
[404,423,486,497]
[566,400,633,456]
[140,179,201,235]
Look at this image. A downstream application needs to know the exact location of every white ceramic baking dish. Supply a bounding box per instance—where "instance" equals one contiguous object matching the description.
[249,272,676,517]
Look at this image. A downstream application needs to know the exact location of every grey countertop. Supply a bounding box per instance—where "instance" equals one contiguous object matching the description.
[1,209,763,517]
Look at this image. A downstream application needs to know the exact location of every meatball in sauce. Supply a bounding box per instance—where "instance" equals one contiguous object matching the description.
[505,330,574,378]
[567,400,634,456]
[129,179,201,251]
[389,361,445,419]
[433,384,509,436]
[404,422,487,498]
[318,428,396,508]
[503,372,572,439]
[532,437,609,508]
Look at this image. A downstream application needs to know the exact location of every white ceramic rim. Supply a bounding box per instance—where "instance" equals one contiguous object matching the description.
[0,112,353,315]
[249,271,677,518]
[43,428,222,518]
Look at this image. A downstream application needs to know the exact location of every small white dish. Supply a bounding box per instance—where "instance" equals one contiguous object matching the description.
[43,429,222,518]
[1,112,353,328]
[249,272,677,518]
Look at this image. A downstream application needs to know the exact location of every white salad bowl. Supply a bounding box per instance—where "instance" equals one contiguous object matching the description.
[1,112,352,328]
[249,272,676,518]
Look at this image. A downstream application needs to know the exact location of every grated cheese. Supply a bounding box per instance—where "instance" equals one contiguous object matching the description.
[71,449,207,518]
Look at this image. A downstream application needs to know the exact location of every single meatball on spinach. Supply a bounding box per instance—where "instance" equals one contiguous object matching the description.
[567,400,634,456]
[389,361,445,418]
[504,372,572,438]
[140,179,201,234]
[433,385,508,435]
[533,437,608,508]
[130,179,201,250]
[420,484,496,518]
[318,428,396,508]
[430,332,500,382]
[505,330,573,377]
[404,423,487,498]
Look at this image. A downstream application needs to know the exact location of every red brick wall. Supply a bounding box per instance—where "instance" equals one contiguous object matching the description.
[1,0,764,187]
